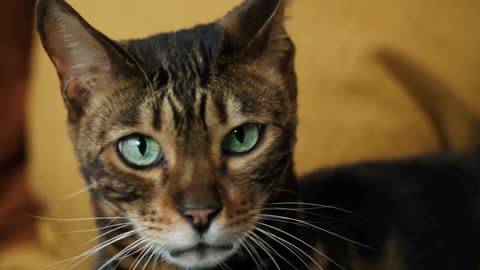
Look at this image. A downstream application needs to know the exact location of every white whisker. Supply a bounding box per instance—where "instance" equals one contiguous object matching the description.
[130,242,153,270]
[265,202,355,215]
[251,230,298,270]
[257,221,345,270]
[62,184,95,200]
[86,222,134,244]
[97,238,145,270]
[245,232,281,270]
[29,215,125,222]
[255,226,316,270]
[66,230,141,270]
[259,214,374,251]
[237,235,262,270]
[59,222,132,235]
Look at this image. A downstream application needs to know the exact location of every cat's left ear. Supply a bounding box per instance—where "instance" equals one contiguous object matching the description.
[219,0,294,72]
[36,0,134,122]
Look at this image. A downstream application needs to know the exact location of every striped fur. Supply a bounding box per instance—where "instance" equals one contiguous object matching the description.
[37,0,480,269]
[37,0,301,269]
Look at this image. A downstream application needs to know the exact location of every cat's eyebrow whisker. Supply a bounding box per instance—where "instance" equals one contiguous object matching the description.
[244,232,281,270]
[61,183,95,200]
[259,214,374,251]
[257,221,346,270]
[118,47,158,109]
[254,227,315,270]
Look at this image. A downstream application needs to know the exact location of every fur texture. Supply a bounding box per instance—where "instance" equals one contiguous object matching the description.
[37,0,480,269]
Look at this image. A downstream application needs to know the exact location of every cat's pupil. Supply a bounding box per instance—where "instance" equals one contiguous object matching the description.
[234,128,245,143]
[138,137,147,155]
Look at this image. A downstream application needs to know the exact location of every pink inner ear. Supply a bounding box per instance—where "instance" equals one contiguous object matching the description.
[38,0,127,122]
[41,1,115,86]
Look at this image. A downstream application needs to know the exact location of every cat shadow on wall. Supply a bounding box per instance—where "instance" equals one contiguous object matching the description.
[376,47,480,152]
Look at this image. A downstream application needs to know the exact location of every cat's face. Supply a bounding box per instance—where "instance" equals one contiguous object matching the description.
[37,0,296,268]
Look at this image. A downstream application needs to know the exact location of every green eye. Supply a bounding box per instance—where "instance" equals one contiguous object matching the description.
[222,124,262,154]
[118,134,163,168]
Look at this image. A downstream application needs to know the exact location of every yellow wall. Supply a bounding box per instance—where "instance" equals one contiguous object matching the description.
[26,0,480,268]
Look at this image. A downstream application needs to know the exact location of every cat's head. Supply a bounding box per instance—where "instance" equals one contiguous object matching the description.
[37,0,297,268]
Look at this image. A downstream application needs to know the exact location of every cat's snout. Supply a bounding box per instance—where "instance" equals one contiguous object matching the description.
[178,203,222,234]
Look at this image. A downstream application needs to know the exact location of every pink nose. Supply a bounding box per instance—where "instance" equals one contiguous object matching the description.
[179,205,221,234]
[184,209,216,225]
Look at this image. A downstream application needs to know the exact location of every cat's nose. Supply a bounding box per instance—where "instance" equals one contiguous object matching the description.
[179,204,222,234]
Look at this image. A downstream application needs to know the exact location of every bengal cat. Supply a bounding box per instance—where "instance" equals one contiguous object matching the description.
[36,0,480,269]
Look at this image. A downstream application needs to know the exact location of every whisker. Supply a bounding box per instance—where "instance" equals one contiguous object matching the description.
[59,222,132,235]
[237,236,262,270]
[255,226,317,270]
[242,236,264,270]
[97,238,146,270]
[86,222,134,244]
[139,243,156,270]
[251,230,299,270]
[262,207,340,223]
[130,242,153,270]
[41,229,138,270]
[117,47,158,109]
[151,243,166,270]
[257,221,345,270]
[245,232,281,270]
[112,239,153,270]
[265,202,355,215]
[259,214,374,251]
[65,230,142,270]
[61,184,95,200]
[28,215,125,222]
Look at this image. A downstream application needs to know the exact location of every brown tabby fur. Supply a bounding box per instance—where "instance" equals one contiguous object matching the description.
[37,0,480,269]
[37,0,300,269]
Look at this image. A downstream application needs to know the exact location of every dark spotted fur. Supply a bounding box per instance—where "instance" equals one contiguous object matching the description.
[37,0,480,269]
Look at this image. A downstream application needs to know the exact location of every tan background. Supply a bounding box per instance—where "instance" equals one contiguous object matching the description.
[1,0,478,268]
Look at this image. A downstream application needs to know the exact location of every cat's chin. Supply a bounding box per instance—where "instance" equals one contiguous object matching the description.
[163,243,238,269]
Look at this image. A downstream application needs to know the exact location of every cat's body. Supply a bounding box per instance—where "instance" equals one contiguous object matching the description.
[300,152,480,270]
[36,0,480,269]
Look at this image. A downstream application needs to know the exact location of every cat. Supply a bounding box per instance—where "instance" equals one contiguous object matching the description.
[36,0,480,269]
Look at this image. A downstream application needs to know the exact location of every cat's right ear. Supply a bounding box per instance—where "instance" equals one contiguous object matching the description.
[36,0,133,122]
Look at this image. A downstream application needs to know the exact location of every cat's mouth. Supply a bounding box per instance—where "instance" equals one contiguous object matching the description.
[166,242,236,268]
[170,243,234,258]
